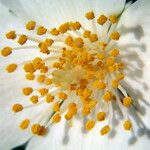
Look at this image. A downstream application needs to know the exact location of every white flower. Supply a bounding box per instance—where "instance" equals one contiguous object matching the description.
[0,0,150,150]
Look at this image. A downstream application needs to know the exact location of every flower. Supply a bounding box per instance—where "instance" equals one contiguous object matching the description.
[0,0,150,150]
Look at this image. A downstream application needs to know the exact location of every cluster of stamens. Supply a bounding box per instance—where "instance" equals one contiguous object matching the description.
[1,11,133,136]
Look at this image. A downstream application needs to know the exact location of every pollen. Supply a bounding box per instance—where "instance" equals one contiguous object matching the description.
[37,26,47,35]
[58,92,68,100]
[123,97,132,107]
[89,34,98,43]
[110,32,120,40]
[85,120,95,131]
[6,63,17,73]
[37,75,46,83]
[53,102,60,112]
[1,47,12,57]
[110,48,119,57]
[52,113,61,123]
[112,79,119,88]
[103,91,113,102]
[22,87,33,96]
[30,95,38,104]
[6,31,16,39]
[38,88,49,96]
[50,28,59,36]
[19,119,30,130]
[23,63,35,73]
[25,73,35,80]
[46,94,54,103]
[109,15,117,24]
[97,15,107,25]
[26,21,36,30]
[123,120,132,130]
[83,30,91,38]
[85,11,95,20]
[100,125,110,135]
[18,34,28,45]
[97,112,106,121]
[31,124,47,136]
[12,104,23,112]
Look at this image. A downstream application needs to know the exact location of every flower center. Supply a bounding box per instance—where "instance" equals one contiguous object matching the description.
[1,10,133,136]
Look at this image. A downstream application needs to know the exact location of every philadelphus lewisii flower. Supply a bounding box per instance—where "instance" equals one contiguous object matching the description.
[0,0,150,150]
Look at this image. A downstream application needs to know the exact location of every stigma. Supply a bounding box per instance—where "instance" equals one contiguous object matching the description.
[1,10,135,137]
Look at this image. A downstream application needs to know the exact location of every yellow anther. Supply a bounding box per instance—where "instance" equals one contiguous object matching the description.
[6,63,17,73]
[109,15,117,24]
[45,78,52,85]
[83,30,91,38]
[38,42,50,54]
[32,57,44,70]
[37,26,47,35]
[103,91,113,102]
[37,75,46,83]
[97,52,105,60]
[93,80,106,90]
[65,107,77,120]
[69,83,77,91]
[68,103,77,109]
[38,88,48,96]
[85,11,95,20]
[44,38,54,47]
[82,105,91,116]
[65,36,73,46]
[100,125,110,135]
[99,42,107,50]
[59,22,69,33]
[73,37,84,48]
[95,71,105,80]
[53,62,62,69]
[89,34,98,43]
[85,71,94,80]
[123,97,132,107]
[22,87,33,96]
[30,95,38,104]
[123,120,132,130]
[69,21,81,30]
[19,119,30,130]
[97,15,107,25]
[46,94,54,103]
[96,61,104,68]
[18,34,28,45]
[12,104,23,112]
[89,100,98,109]
[106,57,115,66]
[112,79,119,88]
[6,31,16,39]
[50,28,59,36]
[25,73,35,80]
[53,102,60,112]
[107,64,116,72]
[31,124,47,136]
[110,48,119,57]
[110,32,120,40]
[26,21,36,30]
[40,66,48,73]
[97,112,106,121]
[117,63,125,70]
[58,92,68,100]
[82,88,92,99]
[1,47,12,57]
[85,120,95,131]
[52,113,61,123]
[116,72,124,81]
[23,63,35,73]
